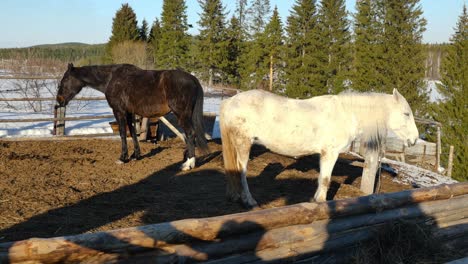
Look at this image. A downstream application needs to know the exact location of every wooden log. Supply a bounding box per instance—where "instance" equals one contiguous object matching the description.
[0,97,105,101]
[360,149,379,194]
[447,145,454,177]
[446,256,468,264]
[138,117,149,141]
[0,134,119,142]
[159,116,185,143]
[436,126,441,170]
[201,200,468,264]
[0,114,114,123]
[55,106,65,136]
[1,186,467,263]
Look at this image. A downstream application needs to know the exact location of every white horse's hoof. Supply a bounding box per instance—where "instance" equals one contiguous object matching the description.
[312,196,326,203]
[180,157,196,171]
[115,160,125,165]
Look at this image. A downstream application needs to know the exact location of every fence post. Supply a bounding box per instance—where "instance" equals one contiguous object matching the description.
[360,146,380,195]
[53,105,66,136]
[138,117,149,141]
[447,145,454,178]
[435,126,441,171]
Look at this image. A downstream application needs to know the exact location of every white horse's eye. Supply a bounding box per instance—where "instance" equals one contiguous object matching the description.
[404,113,410,117]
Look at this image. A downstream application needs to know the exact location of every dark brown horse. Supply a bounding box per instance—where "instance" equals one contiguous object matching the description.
[57,63,209,170]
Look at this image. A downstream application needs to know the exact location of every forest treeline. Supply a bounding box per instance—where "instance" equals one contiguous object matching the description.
[0,41,447,80]
[0,43,105,66]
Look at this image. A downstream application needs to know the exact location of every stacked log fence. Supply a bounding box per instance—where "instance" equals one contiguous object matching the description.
[1,182,467,263]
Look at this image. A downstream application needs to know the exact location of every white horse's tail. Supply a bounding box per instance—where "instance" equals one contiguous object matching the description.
[220,115,243,202]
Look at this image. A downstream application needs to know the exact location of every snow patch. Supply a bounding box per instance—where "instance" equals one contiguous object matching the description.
[383,157,457,187]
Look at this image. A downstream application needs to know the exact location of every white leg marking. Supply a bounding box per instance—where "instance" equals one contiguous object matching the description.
[181,157,196,171]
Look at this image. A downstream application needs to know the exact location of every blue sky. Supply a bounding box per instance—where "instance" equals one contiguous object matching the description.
[0,0,465,48]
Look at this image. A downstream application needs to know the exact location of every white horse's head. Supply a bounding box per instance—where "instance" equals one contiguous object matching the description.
[387,89,419,147]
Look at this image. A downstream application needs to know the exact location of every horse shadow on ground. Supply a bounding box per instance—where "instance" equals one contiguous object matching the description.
[0,141,364,243]
[0,141,466,263]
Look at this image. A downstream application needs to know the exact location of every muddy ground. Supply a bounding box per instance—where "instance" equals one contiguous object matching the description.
[0,138,411,242]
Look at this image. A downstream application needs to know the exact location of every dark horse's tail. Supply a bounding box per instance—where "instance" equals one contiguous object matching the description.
[192,77,210,155]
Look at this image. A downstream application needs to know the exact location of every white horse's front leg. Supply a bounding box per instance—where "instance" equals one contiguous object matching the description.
[314,150,339,202]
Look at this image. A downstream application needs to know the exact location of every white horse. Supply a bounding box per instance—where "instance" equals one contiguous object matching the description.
[220,89,419,208]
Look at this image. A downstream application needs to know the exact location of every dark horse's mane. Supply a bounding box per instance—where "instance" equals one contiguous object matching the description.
[70,64,139,92]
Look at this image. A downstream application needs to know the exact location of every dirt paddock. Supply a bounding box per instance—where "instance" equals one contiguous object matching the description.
[0,138,411,242]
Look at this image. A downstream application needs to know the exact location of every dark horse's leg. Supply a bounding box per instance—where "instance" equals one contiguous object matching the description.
[126,112,141,160]
[114,111,129,164]
[178,115,196,171]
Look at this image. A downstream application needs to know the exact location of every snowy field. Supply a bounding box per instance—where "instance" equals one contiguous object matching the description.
[0,78,444,139]
[0,78,224,138]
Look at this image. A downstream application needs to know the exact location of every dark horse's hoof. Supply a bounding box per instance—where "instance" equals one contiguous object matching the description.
[115,158,130,165]
[130,153,141,161]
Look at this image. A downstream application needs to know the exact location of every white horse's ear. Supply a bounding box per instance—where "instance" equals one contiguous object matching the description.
[393,88,401,102]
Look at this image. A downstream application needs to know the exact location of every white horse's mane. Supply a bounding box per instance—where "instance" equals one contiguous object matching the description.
[336,90,392,151]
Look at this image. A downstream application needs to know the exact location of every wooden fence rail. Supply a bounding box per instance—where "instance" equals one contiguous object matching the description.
[0,97,106,102]
[1,182,466,263]
[0,115,115,123]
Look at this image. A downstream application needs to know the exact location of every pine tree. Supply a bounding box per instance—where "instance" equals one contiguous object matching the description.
[156,0,190,69]
[284,0,326,97]
[197,0,228,85]
[318,0,352,94]
[352,0,382,92]
[139,19,149,42]
[263,6,284,91]
[105,3,140,62]
[377,0,428,113]
[431,5,468,181]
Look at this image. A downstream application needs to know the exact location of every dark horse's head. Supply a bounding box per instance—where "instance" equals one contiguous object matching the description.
[56,63,86,107]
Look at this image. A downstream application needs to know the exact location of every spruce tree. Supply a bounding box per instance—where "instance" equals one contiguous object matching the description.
[139,19,149,42]
[197,0,228,85]
[377,0,428,113]
[318,0,352,94]
[248,0,271,35]
[149,19,161,46]
[284,0,326,97]
[431,5,468,181]
[352,0,381,92]
[225,16,243,87]
[149,18,162,66]
[235,0,250,40]
[231,0,250,88]
[263,6,284,91]
[105,3,140,62]
[239,0,271,89]
[156,0,190,69]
